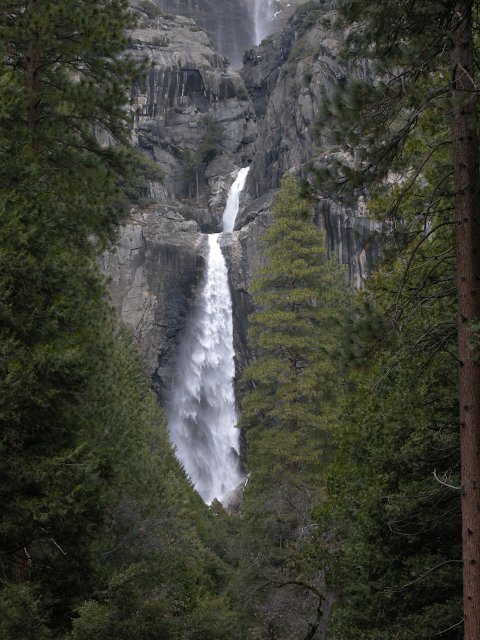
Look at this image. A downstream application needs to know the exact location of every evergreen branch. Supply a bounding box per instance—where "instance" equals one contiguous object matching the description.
[398,252,455,315]
[415,328,458,372]
[49,537,67,555]
[399,284,457,328]
[385,138,451,221]
[391,221,455,324]
[385,560,463,592]
[371,323,456,391]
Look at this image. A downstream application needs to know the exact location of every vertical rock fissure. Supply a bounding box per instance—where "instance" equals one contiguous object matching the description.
[167,168,250,504]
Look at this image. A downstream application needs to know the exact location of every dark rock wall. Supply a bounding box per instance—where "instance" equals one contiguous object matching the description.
[243,7,347,196]
[129,18,256,204]
[101,208,206,401]
[241,5,378,287]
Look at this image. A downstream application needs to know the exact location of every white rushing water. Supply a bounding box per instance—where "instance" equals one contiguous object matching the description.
[222,167,250,232]
[253,0,276,45]
[168,167,250,504]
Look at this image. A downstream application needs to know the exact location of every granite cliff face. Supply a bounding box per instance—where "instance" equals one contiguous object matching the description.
[104,0,378,400]
[101,205,206,401]
[241,3,377,285]
[128,14,256,214]
[141,0,307,68]
[149,0,254,68]
[243,6,343,195]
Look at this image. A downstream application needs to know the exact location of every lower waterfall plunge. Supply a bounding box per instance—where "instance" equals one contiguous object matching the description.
[168,168,250,504]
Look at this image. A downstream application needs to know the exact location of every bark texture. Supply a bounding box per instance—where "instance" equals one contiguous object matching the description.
[26,0,40,149]
[450,2,480,636]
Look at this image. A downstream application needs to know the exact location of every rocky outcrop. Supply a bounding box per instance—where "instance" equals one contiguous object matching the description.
[148,0,255,68]
[316,194,380,287]
[135,0,308,69]
[128,14,256,220]
[243,6,347,195]
[241,3,378,287]
[101,205,206,400]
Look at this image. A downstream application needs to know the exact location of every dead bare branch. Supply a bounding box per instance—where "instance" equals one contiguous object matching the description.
[433,469,462,490]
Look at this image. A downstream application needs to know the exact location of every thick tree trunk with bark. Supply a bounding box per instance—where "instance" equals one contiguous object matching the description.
[450,2,480,637]
[26,0,40,150]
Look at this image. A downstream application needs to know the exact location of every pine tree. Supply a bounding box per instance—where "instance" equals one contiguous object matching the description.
[242,175,348,491]
[0,0,149,244]
[238,174,349,639]
[317,2,480,634]
[0,0,151,634]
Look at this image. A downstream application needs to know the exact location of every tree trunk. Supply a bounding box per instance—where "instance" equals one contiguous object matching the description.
[450,2,480,637]
[26,0,40,150]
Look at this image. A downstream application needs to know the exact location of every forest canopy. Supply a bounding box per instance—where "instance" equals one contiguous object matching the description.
[1,0,477,639]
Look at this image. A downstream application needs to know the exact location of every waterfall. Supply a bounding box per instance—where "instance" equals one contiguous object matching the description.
[253,0,276,45]
[168,167,250,504]
[222,167,250,232]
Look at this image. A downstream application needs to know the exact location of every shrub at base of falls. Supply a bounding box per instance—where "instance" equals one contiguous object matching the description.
[67,336,244,640]
[236,175,350,639]
[68,404,244,640]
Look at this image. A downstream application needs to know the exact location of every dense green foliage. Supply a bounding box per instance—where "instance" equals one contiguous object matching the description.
[0,2,242,639]
[0,0,152,242]
[182,116,225,199]
[0,4,143,630]
[237,175,350,640]
[242,175,348,488]
[312,1,471,638]
[323,248,463,639]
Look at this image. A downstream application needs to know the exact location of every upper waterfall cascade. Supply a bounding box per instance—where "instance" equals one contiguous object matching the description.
[222,167,250,233]
[253,0,276,45]
[167,167,250,504]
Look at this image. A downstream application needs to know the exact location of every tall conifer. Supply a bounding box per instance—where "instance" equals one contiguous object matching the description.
[0,0,143,241]
[0,0,144,632]
[319,0,480,635]
[239,175,348,638]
